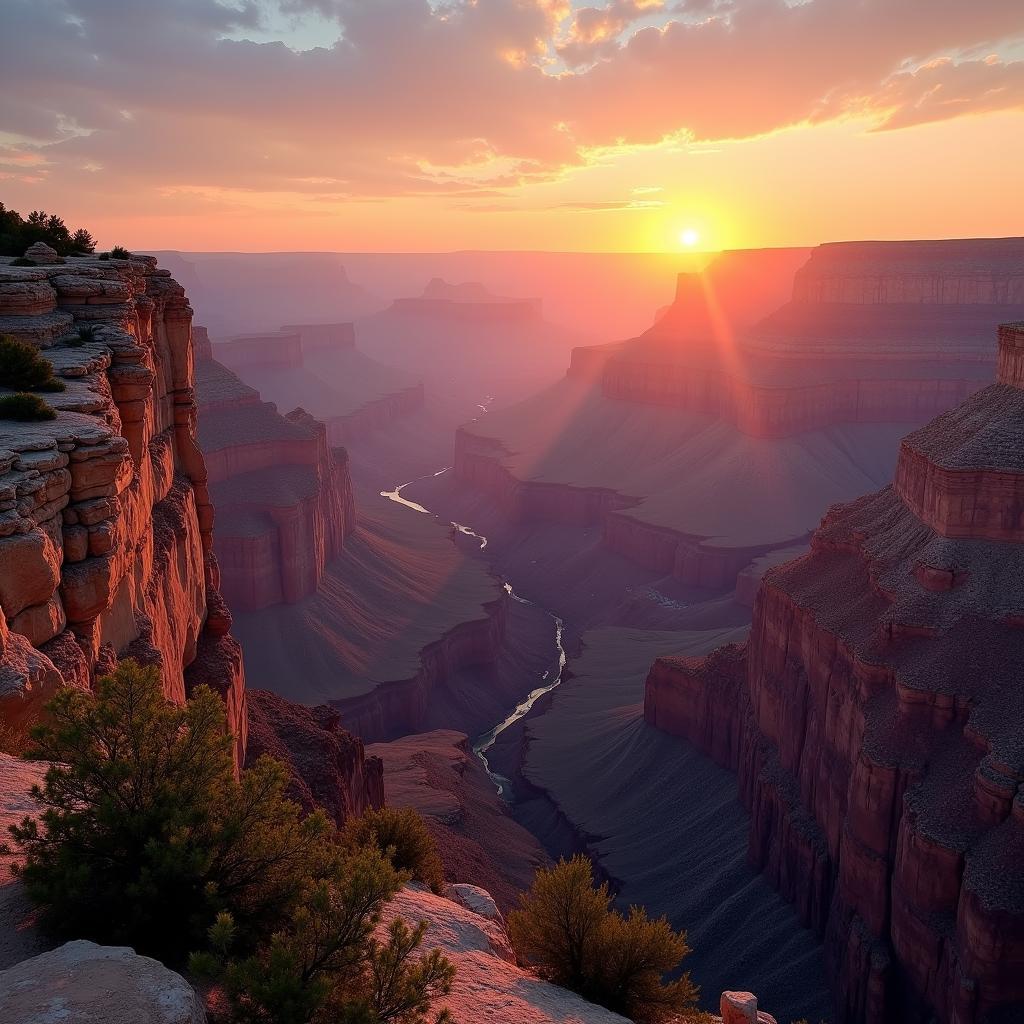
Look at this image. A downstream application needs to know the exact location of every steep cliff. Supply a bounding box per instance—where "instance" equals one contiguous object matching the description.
[644,322,1024,1024]
[0,250,245,761]
[195,353,354,610]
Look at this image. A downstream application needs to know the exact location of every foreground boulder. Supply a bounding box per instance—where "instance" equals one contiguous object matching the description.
[382,884,629,1023]
[0,940,205,1023]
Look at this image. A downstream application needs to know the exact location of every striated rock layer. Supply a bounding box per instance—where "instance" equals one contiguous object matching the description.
[195,352,354,610]
[643,323,1024,1024]
[0,254,245,761]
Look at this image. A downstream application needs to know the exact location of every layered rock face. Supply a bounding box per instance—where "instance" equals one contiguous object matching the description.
[0,254,245,759]
[644,323,1024,1024]
[195,352,354,610]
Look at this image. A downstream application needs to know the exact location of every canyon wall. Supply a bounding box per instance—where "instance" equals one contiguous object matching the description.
[644,323,1024,1024]
[195,352,354,611]
[0,249,246,762]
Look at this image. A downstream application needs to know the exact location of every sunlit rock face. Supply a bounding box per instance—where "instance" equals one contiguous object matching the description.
[0,254,245,761]
[644,323,1024,1024]
[194,350,354,611]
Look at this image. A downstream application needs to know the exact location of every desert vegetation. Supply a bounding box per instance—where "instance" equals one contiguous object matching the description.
[0,335,66,392]
[0,203,95,257]
[508,854,699,1023]
[5,661,454,1024]
[0,393,57,421]
[342,806,446,895]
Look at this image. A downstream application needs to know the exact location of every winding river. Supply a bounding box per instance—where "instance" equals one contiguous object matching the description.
[380,467,567,798]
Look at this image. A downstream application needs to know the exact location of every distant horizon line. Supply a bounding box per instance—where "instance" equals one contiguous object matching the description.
[139,234,1024,257]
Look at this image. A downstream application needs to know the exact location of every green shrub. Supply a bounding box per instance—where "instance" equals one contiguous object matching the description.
[0,393,56,421]
[343,806,445,894]
[0,334,59,390]
[7,661,334,962]
[109,245,133,260]
[74,325,98,344]
[508,855,699,1023]
[192,854,455,1024]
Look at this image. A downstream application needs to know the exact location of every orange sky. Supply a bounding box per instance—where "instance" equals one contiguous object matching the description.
[2,1,1023,253]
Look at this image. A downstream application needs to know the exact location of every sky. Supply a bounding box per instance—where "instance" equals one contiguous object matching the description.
[1,0,1023,253]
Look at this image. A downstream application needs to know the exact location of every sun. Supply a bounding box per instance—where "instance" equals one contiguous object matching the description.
[679,227,700,248]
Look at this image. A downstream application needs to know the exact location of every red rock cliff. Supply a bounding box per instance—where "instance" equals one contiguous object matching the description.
[0,250,246,762]
[644,323,1024,1024]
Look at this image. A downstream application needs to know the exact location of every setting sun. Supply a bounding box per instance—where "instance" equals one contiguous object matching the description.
[680,228,700,248]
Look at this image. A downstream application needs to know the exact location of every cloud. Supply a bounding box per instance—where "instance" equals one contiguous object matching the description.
[0,0,1022,210]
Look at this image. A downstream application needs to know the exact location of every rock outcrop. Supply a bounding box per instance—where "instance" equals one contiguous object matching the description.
[244,688,383,827]
[381,884,630,1023]
[0,940,206,1024]
[0,254,245,762]
[644,323,1024,1024]
[195,353,354,610]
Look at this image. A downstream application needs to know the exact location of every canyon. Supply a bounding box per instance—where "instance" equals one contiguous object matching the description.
[644,322,1024,1023]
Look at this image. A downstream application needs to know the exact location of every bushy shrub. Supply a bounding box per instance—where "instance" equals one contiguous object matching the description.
[193,856,455,1024]
[7,661,456,1024]
[74,324,98,345]
[508,855,699,1023]
[8,661,333,962]
[0,393,56,421]
[343,806,445,894]
[109,245,133,260]
[0,334,59,390]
